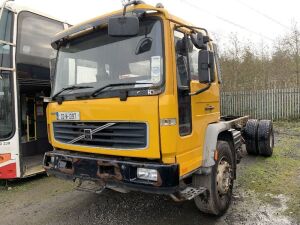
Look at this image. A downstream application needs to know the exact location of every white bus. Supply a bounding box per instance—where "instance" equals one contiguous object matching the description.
[0,0,67,179]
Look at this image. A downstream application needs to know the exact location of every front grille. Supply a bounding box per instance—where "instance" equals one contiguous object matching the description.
[53,122,147,149]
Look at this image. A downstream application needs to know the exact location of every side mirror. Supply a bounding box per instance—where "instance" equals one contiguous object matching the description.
[198,50,215,83]
[191,32,210,50]
[108,16,139,37]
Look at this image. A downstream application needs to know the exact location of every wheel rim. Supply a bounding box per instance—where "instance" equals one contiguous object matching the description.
[216,157,233,196]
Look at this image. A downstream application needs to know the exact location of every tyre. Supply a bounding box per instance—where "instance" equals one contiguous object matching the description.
[193,141,234,216]
[257,120,274,157]
[244,119,259,155]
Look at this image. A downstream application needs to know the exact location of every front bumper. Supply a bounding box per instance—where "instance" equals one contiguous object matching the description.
[44,150,179,194]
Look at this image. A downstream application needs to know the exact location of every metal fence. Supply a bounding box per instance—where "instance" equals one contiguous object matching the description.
[221,88,300,120]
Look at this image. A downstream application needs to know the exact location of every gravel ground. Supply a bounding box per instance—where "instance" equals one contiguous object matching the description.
[0,122,299,225]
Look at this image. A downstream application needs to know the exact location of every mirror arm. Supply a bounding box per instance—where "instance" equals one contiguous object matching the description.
[123,0,145,16]
[189,82,211,96]
[173,23,210,38]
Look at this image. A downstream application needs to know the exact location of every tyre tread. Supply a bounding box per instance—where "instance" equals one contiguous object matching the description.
[193,141,234,216]
[245,119,259,155]
[257,120,273,157]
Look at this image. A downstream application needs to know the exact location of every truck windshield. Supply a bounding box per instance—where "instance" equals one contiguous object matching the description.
[0,8,14,140]
[53,18,163,98]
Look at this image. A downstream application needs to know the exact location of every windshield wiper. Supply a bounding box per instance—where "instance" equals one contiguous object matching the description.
[91,82,153,97]
[52,85,94,100]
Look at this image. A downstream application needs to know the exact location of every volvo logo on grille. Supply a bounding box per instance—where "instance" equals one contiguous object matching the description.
[84,129,93,140]
[67,122,116,144]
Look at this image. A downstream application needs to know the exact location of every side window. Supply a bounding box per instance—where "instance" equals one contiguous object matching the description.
[213,43,222,83]
[16,12,64,81]
[0,71,13,139]
[188,44,216,82]
[0,8,13,69]
[0,9,14,140]
[174,31,189,87]
[174,30,192,136]
[0,8,13,42]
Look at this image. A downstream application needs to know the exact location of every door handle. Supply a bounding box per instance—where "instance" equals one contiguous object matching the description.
[205,105,215,111]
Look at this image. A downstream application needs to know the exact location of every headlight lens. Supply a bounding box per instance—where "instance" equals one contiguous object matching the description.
[137,168,158,181]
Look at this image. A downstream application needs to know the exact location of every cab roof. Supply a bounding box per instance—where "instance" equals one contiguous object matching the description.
[51,3,200,49]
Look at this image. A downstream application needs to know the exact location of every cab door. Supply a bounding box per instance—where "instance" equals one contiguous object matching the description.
[173,29,220,176]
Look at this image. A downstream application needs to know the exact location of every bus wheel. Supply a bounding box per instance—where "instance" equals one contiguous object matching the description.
[193,141,234,216]
[245,119,259,155]
[257,120,274,157]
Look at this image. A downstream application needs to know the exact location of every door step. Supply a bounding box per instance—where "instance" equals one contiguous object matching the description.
[23,165,44,177]
[23,154,45,177]
[170,186,207,201]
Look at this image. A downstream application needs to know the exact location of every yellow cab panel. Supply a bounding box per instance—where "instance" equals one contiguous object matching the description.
[48,96,161,159]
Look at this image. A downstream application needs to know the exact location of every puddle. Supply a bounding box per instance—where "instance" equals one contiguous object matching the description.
[224,190,296,225]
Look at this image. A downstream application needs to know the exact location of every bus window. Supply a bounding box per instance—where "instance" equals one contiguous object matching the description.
[0,8,13,42]
[0,8,13,68]
[0,8,13,140]
[16,12,64,82]
[0,72,13,139]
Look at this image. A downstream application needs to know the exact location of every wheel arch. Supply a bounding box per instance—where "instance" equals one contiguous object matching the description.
[202,123,239,173]
[202,122,230,168]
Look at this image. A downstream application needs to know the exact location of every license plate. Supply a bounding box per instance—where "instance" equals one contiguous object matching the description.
[56,112,80,121]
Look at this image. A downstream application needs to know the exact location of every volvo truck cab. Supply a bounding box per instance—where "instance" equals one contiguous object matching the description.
[44,1,274,216]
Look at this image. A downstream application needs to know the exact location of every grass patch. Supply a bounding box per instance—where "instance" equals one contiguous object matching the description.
[238,122,300,222]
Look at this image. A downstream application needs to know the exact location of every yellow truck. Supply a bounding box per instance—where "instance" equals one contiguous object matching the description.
[43,1,274,216]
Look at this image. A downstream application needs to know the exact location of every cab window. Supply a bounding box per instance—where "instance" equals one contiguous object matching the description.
[174,30,192,136]
[188,43,216,82]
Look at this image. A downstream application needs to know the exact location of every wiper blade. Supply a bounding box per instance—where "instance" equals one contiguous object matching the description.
[52,85,94,100]
[91,82,153,97]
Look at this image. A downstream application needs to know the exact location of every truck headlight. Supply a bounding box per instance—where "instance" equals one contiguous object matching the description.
[137,168,158,181]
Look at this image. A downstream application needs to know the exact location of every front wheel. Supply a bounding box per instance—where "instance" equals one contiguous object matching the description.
[193,141,234,216]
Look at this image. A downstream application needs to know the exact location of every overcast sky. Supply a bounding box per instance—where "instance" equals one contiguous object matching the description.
[5,0,300,47]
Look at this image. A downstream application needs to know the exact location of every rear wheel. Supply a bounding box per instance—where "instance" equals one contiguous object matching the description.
[193,141,234,216]
[257,120,274,157]
[244,119,259,155]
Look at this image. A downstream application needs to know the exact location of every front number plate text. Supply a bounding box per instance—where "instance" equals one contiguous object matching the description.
[56,112,80,121]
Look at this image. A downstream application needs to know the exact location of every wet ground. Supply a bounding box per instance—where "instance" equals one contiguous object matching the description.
[0,122,299,225]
